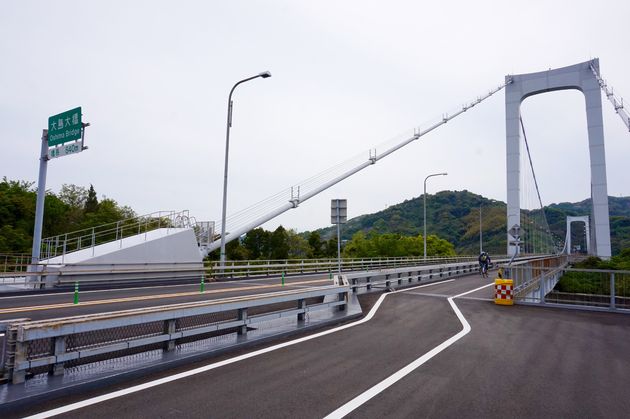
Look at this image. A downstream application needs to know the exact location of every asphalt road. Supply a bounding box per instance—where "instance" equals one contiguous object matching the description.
[8,272,630,418]
[0,274,331,321]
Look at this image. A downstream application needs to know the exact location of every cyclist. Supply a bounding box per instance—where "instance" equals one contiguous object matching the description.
[478,251,491,277]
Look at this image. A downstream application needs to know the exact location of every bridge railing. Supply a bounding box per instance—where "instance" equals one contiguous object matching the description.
[538,268,630,311]
[0,285,349,384]
[39,210,194,262]
[207,255,488,279]
[503,256,630,312]
[0,254,30,274]
[504,255,569,300]
[339,260,482,293]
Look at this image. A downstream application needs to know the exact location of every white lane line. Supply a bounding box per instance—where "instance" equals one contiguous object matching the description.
[24,280,456,419]
[324,281,494,419]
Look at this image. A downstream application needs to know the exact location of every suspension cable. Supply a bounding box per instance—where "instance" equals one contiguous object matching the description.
[519,115,555,253]
[589,62,630,132]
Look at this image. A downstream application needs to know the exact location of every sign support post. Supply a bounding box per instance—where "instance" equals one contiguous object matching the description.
[29,108,87,288]
[331,199,347,275]
[28,130,50,287]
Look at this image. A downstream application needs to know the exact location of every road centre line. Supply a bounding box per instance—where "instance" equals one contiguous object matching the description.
[324,281,495,418]
[0,279,330,314]
[24,279,457,419]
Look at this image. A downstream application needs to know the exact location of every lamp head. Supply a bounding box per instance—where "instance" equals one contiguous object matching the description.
[259,71,272,79]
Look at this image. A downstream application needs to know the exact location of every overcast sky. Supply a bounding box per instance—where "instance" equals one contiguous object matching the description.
[1,0,629,234]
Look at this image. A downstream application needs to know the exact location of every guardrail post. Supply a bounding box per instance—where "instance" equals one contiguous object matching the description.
[297,299,306,322]
[539,275,546,304]
[338,291,347,311]
[237,308,248,335]
[50,336,67,376]
[385,274,390,288]
[163,319,177,352]
[610,272,616,310]
[11,339,26,384]
[351,278,357,293]
[366,276,371,290]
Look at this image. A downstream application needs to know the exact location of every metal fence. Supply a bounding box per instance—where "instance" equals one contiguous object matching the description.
[340,260,482,293]
[504,256,630,312]
[0,285,349,384]
[0,254,30,274]
[208,255,487,279]
[40,210,196,261]
[542,268,629,310]
[1,254,547,289]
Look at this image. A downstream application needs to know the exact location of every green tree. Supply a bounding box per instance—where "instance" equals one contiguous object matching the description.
[323,236,339,258]
[226,239,249,260]
[425,234,456,256]
[84,184,99,214]
[243,228,270,259]
[58,184,87,231]
[286,229,309,259]
[307,231,323,258]
[269,226,289,260]
[59,184,87,208]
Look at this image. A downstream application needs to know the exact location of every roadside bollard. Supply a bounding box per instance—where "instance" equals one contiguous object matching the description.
[494,279,513,305]
[282,271,285,286]
[200,275,205,293]
[73,281,79,304]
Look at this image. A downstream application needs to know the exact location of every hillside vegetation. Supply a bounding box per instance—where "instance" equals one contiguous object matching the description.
[0,178,134,254]
[315,190,630,255]
[2,177,628,258]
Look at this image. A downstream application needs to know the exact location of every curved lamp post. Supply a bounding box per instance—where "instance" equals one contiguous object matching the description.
[423,172,448,260]
[220,71,272,267]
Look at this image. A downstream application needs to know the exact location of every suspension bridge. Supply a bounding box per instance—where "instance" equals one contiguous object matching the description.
[207,58,626,260]
[1,59,629,418]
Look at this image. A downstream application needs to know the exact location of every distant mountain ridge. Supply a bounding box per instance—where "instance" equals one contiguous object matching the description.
[313,190,630,255]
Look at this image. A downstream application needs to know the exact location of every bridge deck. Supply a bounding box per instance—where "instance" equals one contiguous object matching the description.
[6,273,630,418]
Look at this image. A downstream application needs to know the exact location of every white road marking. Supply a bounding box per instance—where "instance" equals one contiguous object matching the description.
[24,279,456,418]
[324,281,494,419]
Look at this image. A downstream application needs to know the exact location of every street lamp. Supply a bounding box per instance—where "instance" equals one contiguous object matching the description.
[219,71,272,267]
[423,172,447,261]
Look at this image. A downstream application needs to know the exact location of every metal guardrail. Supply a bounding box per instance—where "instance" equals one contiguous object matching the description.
[0,263,205,288]
[0,285,349,384]
[1,255,547,289]
[208,255,492,279]
[340,260,483,292]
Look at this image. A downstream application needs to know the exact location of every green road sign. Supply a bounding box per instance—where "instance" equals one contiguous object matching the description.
[48,107,82,147]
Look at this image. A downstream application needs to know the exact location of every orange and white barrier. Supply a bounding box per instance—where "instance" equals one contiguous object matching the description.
[494,279,513,305]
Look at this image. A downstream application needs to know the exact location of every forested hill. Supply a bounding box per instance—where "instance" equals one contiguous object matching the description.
[315,190,630,255]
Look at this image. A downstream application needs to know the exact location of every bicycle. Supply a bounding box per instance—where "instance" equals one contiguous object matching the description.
[479,263,488,278]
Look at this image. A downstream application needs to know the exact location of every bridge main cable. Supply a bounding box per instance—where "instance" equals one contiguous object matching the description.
[590,62,630,132]
[206,79,512,254]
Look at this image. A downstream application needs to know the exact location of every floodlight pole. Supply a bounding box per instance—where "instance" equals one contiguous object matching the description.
[423,172,447,261]
[219,71,271,267]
